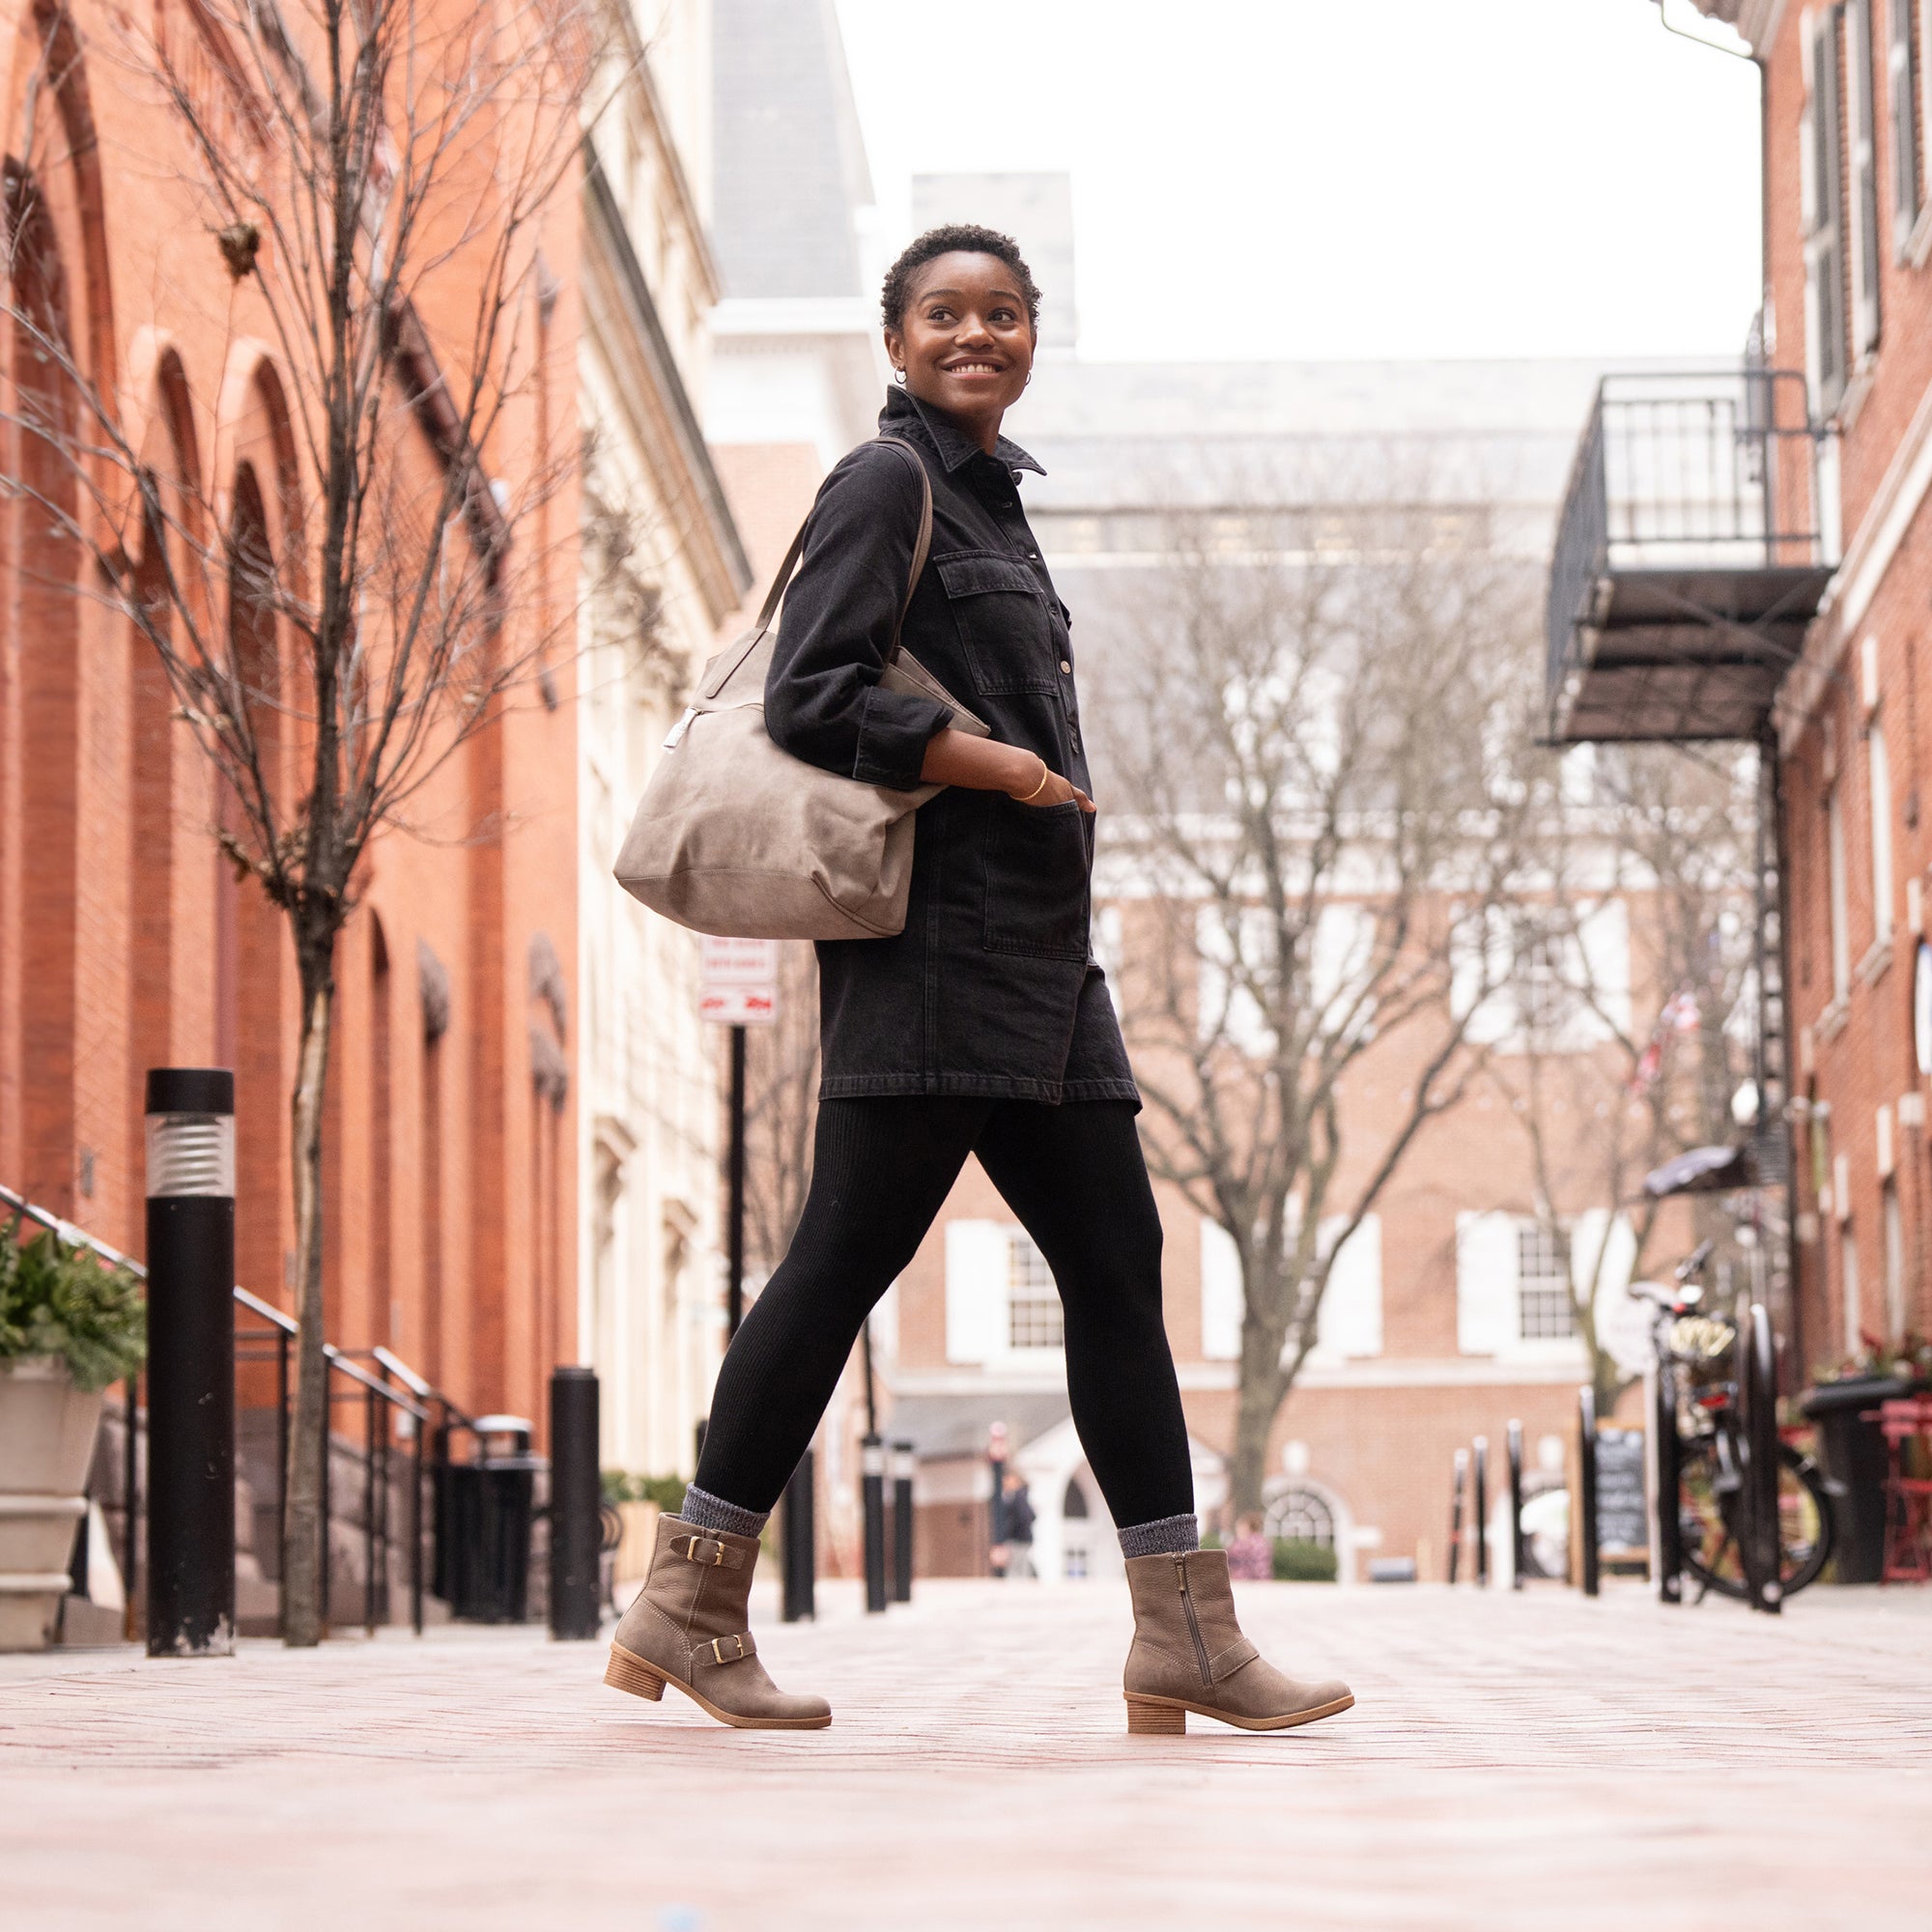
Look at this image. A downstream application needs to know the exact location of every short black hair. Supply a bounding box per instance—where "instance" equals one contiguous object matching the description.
[880,223,1041,335]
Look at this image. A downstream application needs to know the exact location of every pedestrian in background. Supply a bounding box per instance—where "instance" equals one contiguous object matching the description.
[1226,1513,1272,1582]
[999,1470,1037,1580]
[604,223,1352,1740]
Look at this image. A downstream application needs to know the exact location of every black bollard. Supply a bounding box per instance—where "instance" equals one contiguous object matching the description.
[144,1068,236,1658]
[1654,1359,1683,1605]
[548,1368,601,1640]
[861,1434,888,1612]
[1506,1419,1526,1589]
[1447,1446,1467,1585]
[892,1439,915,1603]
[1472,1435,1490,1587]
[1578,1386,1601,1597]
[781,1449,816,1622]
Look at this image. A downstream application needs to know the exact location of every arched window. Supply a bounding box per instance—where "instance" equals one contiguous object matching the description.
[1062,1478,1089,1520]
[1263,1484,1337,1548]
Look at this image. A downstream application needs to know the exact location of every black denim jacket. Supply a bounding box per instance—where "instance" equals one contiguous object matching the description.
[765,386,1137,1107]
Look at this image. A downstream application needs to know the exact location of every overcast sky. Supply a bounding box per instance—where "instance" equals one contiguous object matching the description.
[833,0,1762,365]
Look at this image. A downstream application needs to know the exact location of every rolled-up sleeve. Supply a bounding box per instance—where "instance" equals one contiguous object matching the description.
[764,445,953,792]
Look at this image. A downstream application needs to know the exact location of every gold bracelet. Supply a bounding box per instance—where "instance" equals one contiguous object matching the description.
[1018,758,1052,803]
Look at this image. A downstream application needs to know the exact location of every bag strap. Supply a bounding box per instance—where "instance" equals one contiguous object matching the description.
[700,436,934,701]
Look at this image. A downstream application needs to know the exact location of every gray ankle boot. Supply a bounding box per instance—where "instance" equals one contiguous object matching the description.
[1122,1548,1353,1734]
[606,1514,831,1730]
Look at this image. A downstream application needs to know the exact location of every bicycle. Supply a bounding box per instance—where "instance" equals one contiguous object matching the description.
[1636,1238,1833,1606]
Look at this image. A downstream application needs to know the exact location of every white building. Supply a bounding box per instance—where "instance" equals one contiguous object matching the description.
[577,0,753,1476]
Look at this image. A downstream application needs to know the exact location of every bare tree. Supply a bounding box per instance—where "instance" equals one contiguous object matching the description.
[1094,490,1548,1515]
[2,0,599,1640]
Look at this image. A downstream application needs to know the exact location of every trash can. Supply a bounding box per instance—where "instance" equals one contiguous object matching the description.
[437,1415,546,1623]
[1800,1376,1912,1584]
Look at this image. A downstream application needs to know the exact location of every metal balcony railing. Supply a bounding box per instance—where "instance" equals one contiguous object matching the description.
[1546,368,1831,726]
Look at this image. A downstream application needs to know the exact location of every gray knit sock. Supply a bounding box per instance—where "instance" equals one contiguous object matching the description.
[1118,1512,1200,1559]
[679,1484,768,1539]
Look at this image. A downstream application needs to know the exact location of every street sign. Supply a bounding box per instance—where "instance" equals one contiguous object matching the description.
[699,935,779,1027]
[699,984,778,1025]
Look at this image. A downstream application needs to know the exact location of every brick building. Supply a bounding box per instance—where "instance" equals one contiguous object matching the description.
[0,0,581,1494]
[578,0,752,1479]
[1747,0,1932,1372]
[1546,0,1932,1383]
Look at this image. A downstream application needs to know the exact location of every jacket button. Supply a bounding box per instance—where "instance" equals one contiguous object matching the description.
[1060,660,1072,674]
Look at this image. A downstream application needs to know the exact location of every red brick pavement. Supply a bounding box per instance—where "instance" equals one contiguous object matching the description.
[3,1579,1929,1930]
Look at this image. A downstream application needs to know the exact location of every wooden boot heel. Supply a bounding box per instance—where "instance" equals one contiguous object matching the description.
[1125,1696,1187,1736]
[605,1644,667,1701]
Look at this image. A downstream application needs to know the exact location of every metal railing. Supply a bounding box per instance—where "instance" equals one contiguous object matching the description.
[2,1180,468,1639]
[1546,366,1829,701]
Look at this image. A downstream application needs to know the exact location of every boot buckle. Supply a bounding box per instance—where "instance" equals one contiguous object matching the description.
[708,1632,753,1663]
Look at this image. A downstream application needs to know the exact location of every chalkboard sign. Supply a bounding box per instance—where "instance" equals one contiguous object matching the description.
[1595,1427,1648,1554]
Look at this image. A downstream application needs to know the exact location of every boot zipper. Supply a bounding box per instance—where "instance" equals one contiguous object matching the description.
[1175,1558,1211,1687]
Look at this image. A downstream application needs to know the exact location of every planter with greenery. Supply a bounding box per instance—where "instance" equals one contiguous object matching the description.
[0,1218,147,1649]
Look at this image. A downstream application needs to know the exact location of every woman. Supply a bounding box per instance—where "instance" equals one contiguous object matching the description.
[605,224,1352,1738]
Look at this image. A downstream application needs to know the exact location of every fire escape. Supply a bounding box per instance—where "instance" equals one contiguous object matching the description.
[1546,366,1835,1349]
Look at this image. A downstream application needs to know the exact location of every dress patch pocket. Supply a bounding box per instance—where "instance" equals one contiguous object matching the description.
[982,798,1092,961]
[934,552,1059,696]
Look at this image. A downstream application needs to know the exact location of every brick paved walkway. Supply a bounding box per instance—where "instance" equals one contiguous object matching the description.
[5,1579,1930,1930]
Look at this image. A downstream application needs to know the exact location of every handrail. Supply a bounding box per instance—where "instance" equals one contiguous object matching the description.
[3,1179,456,1638]
[234,1283,297,1335]
[2,1182,441,1423]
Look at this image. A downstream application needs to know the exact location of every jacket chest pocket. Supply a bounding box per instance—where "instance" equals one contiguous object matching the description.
[935,552,1060,696]
[983,798,1092,961]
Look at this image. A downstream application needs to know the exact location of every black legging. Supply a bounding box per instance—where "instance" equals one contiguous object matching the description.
[693,1096,1194,1528]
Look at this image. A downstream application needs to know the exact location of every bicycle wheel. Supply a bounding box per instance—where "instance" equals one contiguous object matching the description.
[1679,1439,1833,1599]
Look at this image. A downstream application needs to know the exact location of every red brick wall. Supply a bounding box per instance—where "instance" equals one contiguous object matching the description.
[1759,0,1932,1369]
[0,0,581,1435]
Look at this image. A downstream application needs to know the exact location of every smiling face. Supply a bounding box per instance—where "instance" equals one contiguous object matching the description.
[884,250,1037,449]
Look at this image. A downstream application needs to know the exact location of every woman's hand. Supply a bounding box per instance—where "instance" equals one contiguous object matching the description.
[920,728,1096,813]
[1004,759,1094,812]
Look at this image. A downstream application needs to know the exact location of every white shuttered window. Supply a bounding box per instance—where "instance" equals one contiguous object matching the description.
[1456,1212,1519,1354]
[1307,1215,1383,1363]
[945,1220,1008,1364]
[1805,9,1850,412]
[1849,0,1885,353]
[1889,0,1923,247]
[1199,1219,1244,1361]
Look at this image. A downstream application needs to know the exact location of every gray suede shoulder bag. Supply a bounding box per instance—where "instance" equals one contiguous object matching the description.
[612,438,988,939]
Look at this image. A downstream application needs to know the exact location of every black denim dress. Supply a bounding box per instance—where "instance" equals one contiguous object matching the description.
[765,386,1138,1108]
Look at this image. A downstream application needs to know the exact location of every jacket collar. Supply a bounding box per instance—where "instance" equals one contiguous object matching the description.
[880,384,1045,478]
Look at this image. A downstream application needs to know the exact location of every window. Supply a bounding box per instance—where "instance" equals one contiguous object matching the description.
[1458,1210,1626,1354]
[1849,0,1885,355]
[1196,904,1275,1055]
[1264,1484,1337,1548]
[1869,718,1894,944]
[1805,8,1850,413]
[1516,1224,1577,1341]
[1842,1226,1863,1354]
[1828,784,1852,1001]
[1007,1232,1064,1350]
[1093,902,1124,1015]
[1889,0,1923,247]
[1453,899,1631,1052]
[1885,1181,1907,1334]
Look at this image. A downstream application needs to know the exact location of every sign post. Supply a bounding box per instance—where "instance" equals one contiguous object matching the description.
[698,938,779,1339]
